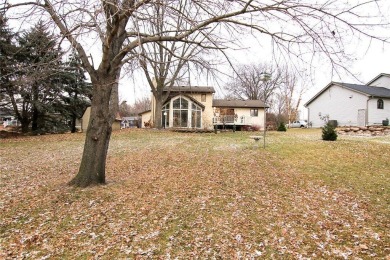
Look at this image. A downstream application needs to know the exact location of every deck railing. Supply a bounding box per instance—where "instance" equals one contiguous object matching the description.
[213,115,252,125]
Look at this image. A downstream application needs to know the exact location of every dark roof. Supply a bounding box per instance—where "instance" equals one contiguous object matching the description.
[164,86,215,93]
[212,99,267,108]
[304,82,390,107]
[337,82,390,97]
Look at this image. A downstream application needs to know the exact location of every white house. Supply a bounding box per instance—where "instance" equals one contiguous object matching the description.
[140,86,267,130]
[304,73,390,127]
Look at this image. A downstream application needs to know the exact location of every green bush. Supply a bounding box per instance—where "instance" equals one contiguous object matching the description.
[322,122,338,141]
[277,122,287,132]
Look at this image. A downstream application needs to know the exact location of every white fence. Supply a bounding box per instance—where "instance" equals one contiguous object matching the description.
[212,115,252,125]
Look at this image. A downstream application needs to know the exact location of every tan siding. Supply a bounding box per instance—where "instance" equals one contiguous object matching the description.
[81,107,91,132]
[141,111,152,128]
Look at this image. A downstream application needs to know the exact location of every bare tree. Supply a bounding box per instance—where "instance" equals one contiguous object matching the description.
[3,0,388,187]
[225,63,284,102]
[135,3,216,129]
[272,70,306,125]
[225,64,306,126]
[119,97,151,117]
[131,96,151,116]
[118,100,131,117]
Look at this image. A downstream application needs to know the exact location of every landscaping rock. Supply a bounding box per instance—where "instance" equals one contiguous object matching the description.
[336,125,390,137]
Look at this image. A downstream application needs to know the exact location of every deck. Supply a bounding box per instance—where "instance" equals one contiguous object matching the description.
[212,115,252,126]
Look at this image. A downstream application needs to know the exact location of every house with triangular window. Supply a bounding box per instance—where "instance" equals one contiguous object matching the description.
[140,86,268,130]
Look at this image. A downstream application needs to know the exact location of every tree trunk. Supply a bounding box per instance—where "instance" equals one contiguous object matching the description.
[31,84,39,132]
[69,73,116,187]
[20,118,30,133]
[70,114,77,133]
[31,107,39,132]
[154,96,163,129]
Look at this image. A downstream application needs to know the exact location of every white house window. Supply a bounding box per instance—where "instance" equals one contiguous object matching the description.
[377,99,384,109]
[173,97,189,127]
[250,109,258,117]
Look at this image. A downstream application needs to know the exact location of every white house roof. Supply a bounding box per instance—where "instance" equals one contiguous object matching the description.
[366,73,390,86]
[212,99,268,108]
[304,82,390,107]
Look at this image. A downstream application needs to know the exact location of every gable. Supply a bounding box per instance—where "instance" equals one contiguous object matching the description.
[366,73,390,89]
[305,81,390,107]
[166,94,206,111]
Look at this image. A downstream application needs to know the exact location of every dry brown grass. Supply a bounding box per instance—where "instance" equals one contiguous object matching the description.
[0,128,389,259]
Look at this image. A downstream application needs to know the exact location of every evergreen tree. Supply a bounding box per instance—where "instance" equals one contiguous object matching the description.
[322,122,338,141]
[14,22,63,133]
[277,122,287,132]
[0,14,18,116]
[56,53,91,133]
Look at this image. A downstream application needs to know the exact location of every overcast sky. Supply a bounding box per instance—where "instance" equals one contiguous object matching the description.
[120,33,390,116]
[6,0,390,118]
[118,2,390,118]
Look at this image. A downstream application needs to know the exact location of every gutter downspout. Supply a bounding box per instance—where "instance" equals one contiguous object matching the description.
[366,97,372,126]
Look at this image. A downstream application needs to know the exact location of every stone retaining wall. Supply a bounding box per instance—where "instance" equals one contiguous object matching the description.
[337,126,390,136]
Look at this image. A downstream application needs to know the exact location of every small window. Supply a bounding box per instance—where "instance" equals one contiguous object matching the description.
[250,109,258,117]
[377,99,384,109]
[201,94,206,102]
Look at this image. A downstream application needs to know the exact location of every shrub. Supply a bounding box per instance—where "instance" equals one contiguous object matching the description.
[322,122,338,141]
[241,125,261,131]
[277,122,287,132]
[252,124,261,131]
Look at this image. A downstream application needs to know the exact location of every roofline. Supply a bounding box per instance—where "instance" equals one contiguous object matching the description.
[304,82,370,107]
[212,104,269,108]
[163,86,215,93]
[212,99,268,108]
[138,109,151,116]
[164,93,206,111]
[366,73,390,86]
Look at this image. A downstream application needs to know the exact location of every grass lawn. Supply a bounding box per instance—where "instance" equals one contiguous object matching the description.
[0,128,389,259]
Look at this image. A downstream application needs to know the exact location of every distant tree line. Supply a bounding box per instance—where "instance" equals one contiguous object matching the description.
[0,15,91,134]
[119,97,151,118]
[224,63,306,128]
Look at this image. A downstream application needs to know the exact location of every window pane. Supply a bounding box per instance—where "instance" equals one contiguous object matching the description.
[181,110,188,127]
[191,110,201,128]
[191,111,196,128]
[196,111,201,128]
[192,103,200,111]
[161,111,169,127]
[163,102,170,109]
[181,98,188,109]
[173,110,180,127]
[173,98,180,109]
